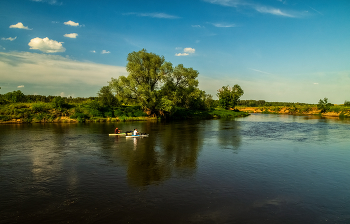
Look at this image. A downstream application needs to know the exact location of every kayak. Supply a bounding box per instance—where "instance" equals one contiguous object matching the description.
[126,134,149,137]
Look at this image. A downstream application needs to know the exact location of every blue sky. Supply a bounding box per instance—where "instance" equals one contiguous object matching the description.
[0,0,349,103]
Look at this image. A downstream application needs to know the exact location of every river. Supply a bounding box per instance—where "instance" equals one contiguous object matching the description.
[1,114,350,223]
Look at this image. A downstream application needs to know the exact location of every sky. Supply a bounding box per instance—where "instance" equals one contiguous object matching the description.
[0,0,349,103]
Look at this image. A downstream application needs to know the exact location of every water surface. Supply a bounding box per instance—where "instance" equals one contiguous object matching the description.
[1,114,350,223]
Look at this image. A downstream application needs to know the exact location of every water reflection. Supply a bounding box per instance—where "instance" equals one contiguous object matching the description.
[98,121,203,187]
[217,119,242,151]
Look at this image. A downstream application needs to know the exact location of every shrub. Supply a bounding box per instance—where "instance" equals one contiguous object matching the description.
[32,103,50,113]
[133,110,147,117]
[344,101,350,106]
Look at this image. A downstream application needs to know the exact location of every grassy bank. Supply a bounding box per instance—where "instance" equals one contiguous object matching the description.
[0,102,249,124]
[237,105,350,118]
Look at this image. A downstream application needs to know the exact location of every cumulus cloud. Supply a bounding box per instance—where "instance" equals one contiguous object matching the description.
[1,37,17,41]
[175,47,196,56]
[123,12,180,19]
[64,20,79,26]
[64,33,78,38]
[90,50,96,53]
[28,37,66,53]
[9,22,32,30]
[17,85,24,88]
[101,50,110,54]
[184,48,195,53]
[175,53,189,56]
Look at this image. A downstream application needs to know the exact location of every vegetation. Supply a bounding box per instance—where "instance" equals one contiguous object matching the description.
[317,97,333,113]
[109,49,213,117]
[0,49,249,123]
[217,85,244,110]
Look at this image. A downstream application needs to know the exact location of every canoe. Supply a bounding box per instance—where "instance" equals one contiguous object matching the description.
[109,133,126,136]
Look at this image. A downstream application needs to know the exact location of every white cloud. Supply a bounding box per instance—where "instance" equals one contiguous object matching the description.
[101,50,110,54]
[1,37,17,41]
[204,0,299,18]
[212,23,236,28]
[175,47,182,50]
[28,37,66,53]
[211,23,236,27]
[249,68,274,75]
[175,47,196,56]
[0,51,127,87]
[123,12,180,19]
[192,25,202,28]
[184,48,195,53]
[9,22,32,30]
[313,83,319,85]
[90,50,96,53]
[64,33,78,38]
[203,0,243,7]
[64,20,79,26]
[175,53,189,56]
[17,85,24,88]
[254,6,295,17]
[32,0,61,5]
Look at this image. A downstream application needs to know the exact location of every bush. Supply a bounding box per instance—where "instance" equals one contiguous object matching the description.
[318,98,332,113]
[344,101,350,106]
[32,103,50,113]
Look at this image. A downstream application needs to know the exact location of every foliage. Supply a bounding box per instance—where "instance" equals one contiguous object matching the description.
[317,97,333,113]
[109,49,209,115]
[109,49,173,112]
[344,101,350,106]
[52,96,67,110]
[98,86,118,107]
[217,85,244,110]
[2,90,26,103]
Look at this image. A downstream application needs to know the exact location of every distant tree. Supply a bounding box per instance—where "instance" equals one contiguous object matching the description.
[217,85,244,109]
[317,97,332,113]
[97,86,118,107]
[344,100,350,106]
[4,90,25,103]
[52,96,67,110]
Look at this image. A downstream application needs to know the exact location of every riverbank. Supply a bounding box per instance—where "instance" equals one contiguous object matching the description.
[0,102,249,124]
[237,106,350,118]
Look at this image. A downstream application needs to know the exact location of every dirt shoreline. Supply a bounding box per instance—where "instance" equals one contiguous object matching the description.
[237,107,349,118]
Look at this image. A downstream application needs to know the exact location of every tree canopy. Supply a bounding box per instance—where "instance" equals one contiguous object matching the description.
[109,49,206,115]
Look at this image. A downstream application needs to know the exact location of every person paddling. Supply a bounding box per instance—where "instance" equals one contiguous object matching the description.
[133,128,139,136]
[115,127,121,134]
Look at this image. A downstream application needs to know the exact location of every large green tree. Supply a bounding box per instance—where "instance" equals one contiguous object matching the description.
[109,49,172,112]
[109,49,203,114]
[217,85,244,109]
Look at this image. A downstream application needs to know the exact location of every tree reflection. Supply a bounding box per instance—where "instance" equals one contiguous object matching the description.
[217,119,242,151]
[99,121,203,187]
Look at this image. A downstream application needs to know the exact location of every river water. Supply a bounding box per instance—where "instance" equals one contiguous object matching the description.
[1,114,350,223]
